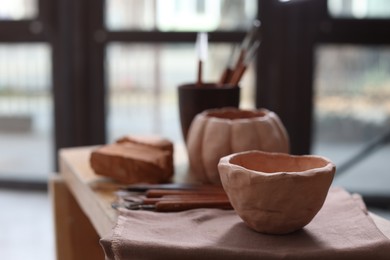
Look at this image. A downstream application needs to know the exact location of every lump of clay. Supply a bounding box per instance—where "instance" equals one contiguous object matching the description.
[90,135,174,184]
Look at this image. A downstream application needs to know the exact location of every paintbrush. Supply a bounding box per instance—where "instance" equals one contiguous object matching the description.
[218,45,238,85]
[229,40,260,85]
[195,32,208,87]
[232,20,261,76]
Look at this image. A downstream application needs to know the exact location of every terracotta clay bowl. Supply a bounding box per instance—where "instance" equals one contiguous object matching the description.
[187,107,289,184]
[218,150,336,235]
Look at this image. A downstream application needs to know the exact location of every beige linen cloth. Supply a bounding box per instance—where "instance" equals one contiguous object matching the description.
[100,187,390,259]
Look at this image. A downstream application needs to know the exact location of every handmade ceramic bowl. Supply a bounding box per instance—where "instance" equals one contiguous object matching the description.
[187,107,289,184]
[218,150,336,235]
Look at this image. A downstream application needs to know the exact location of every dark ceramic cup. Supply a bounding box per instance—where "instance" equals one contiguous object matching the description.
[178,83,240,142]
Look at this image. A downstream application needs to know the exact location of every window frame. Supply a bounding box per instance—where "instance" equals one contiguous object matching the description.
[0,0,261,190]
[257,0,390,155]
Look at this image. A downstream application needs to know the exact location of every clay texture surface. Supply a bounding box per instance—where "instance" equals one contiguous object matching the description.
[187,107,289,184]
[90,135,174,184]
[218,150,335,234]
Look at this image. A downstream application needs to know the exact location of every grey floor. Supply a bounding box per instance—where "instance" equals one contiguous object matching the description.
[0,189,55,260]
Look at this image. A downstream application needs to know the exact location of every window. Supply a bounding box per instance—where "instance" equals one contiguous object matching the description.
[0,0,53,184]
[328,0,390,19]
[104,0,258,143]
[0,0,260,187]
[105,0,257,31]
[313,45,390,193]
[0,0,38,20]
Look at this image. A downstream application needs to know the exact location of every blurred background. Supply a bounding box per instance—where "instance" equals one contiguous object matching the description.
[0,0,389,259]
[0,0,257,181]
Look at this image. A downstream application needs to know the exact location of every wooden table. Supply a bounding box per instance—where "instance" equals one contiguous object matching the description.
[50,146,390,260]
[50,145,192,260]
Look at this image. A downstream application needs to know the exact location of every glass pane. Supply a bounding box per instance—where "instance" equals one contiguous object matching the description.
[106,43,255,143]
[0,44,53,178]
[313,45,390,194]
[328,0,390,19]
[0,0,38,20]
[105,0,257,31]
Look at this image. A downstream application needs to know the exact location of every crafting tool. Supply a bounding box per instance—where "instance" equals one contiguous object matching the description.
[126,199,232,212]
[195,32,208,87]
[218,45,238,85]
[232,20,261,74]
[114,192,231,212]
[229,40,261,85]
[124,194,229,204]
[122,183,221,192]
[145,188,226,198]
[218,19,261,86]
[114,182,229,212]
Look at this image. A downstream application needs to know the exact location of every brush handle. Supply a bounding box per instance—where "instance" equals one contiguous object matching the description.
[218,68,233,85]
[154,200,232,212]
[196,60,203,87]
[142,194,228,204]
[229,65,247,85]
[146,188,226,198]
[123,183,212,192]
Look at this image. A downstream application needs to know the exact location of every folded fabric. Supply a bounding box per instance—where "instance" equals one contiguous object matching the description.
[100,187,390,260]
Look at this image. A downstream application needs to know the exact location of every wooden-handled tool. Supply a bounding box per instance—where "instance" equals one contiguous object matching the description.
[135,194,229,204]
[145,188,226,198]
[128,198,232,212]
[115,193,232,212]
[218,19,261,86]
[123,183,223,192]
[218,45,237,85]
[147,200,232,212]
[229,40,260,85]
[114,183,231,212]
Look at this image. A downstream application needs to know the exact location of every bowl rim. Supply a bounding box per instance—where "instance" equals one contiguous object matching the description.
[200,107,274,123]
[219,150,336,177]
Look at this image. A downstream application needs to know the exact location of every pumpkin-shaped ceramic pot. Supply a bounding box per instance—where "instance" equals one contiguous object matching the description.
[186,107,289,184]
[218,150,336,234]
